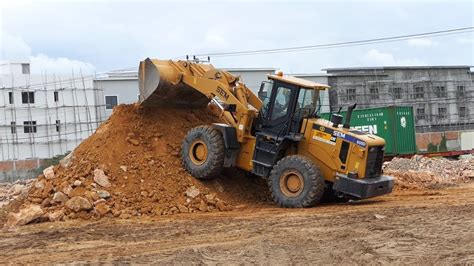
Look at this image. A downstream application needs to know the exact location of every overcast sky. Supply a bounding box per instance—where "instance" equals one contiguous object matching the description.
[0,0,473,75]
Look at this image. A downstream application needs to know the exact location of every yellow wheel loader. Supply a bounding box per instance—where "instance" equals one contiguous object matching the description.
[139,58,394,207]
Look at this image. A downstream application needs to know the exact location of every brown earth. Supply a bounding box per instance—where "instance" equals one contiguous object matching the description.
[0,183,473,264]
[10,104,269,225]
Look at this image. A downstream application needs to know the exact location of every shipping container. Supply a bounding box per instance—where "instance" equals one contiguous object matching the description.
[320,106,417,156]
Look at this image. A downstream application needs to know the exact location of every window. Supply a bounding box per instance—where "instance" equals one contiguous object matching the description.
[416,108,425,120]
[415,87,424,99]
[105,95,118,110]
[55,120,61,132]
[259,81,274,119]
[21,92,34,104]
[297,88,318,117]
[434,86,447,98]
[23,121,37,133]
[346,88,356,101]
[392,87,402,100]
[369,87,379,100]
[54,91,59,102]
[271,86,292,120]
[21,64,30,74]
[459,106,467,119]
[8,92,13,104]
[11,122,16,134]
[457,86,465,98]
[438,107,447,120]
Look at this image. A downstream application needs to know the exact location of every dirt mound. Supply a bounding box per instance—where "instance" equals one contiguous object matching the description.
[383,155,474,189]
[4,104,269,226]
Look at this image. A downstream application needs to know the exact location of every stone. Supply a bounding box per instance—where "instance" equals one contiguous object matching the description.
[43,166,55,180]
[73,180,82,187]
[94,203,110,216]
[127,138,140,146]
[8,184,25,196]
[462,170,474,178]
[59,151,75,168]
[93,169,111,188]
[62,184,73,196]
[374,214,386,219]
[6,205,44,227]
[120,165,127,172]
[94,199,106,205]
[48,210,65,222]
[198,200,208,212]
[41,198,51,208]
[176,204,188,213]
[215,200,227,211]
[34,180,45,190]
[65,196,93,212]
[52,191,69,203]
[91,191,100,201]
[185,186,200,199]
[97,190,111,199]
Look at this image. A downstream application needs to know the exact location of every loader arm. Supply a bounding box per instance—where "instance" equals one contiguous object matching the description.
[138,58,262,142]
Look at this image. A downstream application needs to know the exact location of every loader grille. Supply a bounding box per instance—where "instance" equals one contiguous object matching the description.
[365,146,384,178]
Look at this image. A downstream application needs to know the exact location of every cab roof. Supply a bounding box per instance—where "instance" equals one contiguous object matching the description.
[267,74,330,90]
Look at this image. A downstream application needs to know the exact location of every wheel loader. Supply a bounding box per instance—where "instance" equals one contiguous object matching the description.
[138,58,394,207]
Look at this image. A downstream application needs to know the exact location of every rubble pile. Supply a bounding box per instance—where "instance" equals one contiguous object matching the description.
[0,180,34,209]
[3,104,268,227]
[383,155,474,189]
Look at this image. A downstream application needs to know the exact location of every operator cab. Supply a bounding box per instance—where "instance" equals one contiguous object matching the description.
[252,73,329,177]
[256,73,329,139]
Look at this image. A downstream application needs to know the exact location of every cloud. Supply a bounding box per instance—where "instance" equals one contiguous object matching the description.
[406,38,436,47]
[457,37,474,44]
[361,49,425,66]
[0,30,95,74]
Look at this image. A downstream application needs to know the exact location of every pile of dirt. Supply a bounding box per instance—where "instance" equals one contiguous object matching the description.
[383,155,474,189]
[3,104,269,227]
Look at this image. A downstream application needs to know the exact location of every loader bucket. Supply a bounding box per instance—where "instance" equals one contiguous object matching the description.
[138,58,210,108]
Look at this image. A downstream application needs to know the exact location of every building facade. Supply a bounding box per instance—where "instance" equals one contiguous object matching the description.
[326,66,473,133]
[0,61,103,180]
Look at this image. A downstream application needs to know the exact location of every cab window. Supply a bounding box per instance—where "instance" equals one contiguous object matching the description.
[296,88,318,117]
[259,81,273,119]
[272,86,292,120]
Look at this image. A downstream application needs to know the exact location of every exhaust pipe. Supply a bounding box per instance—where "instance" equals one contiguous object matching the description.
[343,103,357,129]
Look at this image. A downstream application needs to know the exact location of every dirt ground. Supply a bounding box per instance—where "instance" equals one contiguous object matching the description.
[1,182,473,264]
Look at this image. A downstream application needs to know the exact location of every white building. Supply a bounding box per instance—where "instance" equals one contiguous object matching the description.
[0,61,102,180]
[93,67,277,118]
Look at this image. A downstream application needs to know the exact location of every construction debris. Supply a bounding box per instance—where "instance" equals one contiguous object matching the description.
[383,155,474,189]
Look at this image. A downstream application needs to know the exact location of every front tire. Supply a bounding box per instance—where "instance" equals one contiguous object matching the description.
[182,125,225,179]
[268,155,325,208]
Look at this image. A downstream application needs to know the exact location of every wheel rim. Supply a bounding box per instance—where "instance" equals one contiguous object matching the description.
[189,140,208,165]
[279,170,304,198]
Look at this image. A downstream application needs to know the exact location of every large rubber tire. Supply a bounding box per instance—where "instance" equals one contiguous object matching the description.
[268,155,325,208]
[181,125,225,179]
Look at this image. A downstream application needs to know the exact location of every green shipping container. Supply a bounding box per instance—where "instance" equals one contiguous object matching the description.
[320,106,417,156]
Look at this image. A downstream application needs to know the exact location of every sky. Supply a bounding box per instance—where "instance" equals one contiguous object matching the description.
[0,0,473,75]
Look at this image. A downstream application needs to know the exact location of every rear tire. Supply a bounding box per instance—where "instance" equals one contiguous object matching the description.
[182,125,225,179]
[268,155,325,208]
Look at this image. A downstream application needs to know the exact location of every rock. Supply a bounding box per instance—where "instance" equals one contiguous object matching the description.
[52,191,69,203]
[59,152,75,168]
[6,205,44,227]
[41,198,51,208]
[198,200,208,212]
[62,184,73,196]
[93,169,111,188]
[185,186,200,199]
[462,170,474,178]
[43,166,55,180]
[120,165,127,172]
[48,210,65,222]
[73,180,82,187]
[176,204,188,213]
[127,138,140,146]
[34,180,45,190]
[65,196,93,212]
[94,199,106,206]
[169,206,179,214]
[91,191,100,201]
[94,203,110,216]
[215,200,227,211]
[374,214,386,219]
[8,184,25,196]
[97,190,111,199]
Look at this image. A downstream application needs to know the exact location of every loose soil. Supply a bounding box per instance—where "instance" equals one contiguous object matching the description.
[0,183,473,264]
